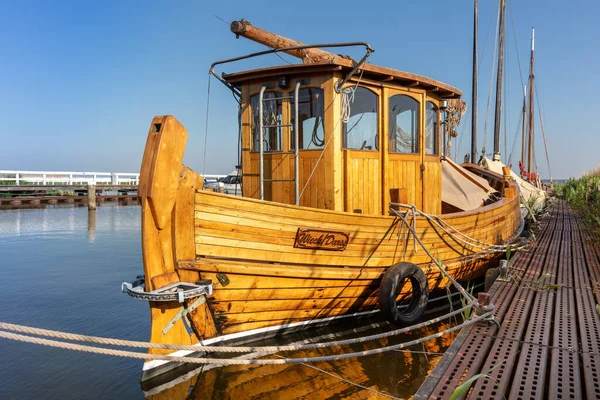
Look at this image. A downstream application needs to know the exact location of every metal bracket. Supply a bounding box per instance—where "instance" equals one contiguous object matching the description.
[334,48,374,93]
[216,272,230,287]
[497,259,511,282]
[121,278,213,302]
[162,296,207,335]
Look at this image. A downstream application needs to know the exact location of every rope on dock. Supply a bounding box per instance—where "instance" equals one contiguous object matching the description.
[0,309,492,365]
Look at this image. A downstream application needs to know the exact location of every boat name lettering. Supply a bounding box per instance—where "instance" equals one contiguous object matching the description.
[293,229,349,251]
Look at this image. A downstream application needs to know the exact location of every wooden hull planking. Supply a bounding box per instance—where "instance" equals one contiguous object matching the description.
[138,115,521,363]
[185,189,520,335]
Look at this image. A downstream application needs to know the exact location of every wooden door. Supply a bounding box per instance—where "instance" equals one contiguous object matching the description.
[342,86,382,216]
[421,99,442,214]
[383,88,424,211]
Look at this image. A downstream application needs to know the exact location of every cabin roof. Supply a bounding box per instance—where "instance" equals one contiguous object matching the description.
[222,59,462,98]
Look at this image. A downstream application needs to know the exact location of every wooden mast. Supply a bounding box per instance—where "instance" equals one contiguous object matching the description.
[230,19,342,64]
[492,0,506,161]
[521,85,527,177]
[471,0,478,163]
[527,28,535,174]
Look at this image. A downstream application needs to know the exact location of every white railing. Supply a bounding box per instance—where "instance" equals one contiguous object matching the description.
[0,170,228,186]
[0,170,140,186]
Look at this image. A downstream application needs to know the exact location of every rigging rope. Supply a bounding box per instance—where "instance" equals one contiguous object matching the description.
[534,83,552,184]
[202,73,212,177]
[482,2,501,154]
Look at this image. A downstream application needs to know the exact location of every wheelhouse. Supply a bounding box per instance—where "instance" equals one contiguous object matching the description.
[222,61,461,216]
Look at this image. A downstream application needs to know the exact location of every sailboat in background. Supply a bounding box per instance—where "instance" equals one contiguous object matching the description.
[473,0,547,211]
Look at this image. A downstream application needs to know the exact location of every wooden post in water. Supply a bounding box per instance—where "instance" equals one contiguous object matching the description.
[87,184,97,210]
[87,209,96,243]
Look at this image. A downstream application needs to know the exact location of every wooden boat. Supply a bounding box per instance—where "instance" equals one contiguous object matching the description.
[127,20,522,380]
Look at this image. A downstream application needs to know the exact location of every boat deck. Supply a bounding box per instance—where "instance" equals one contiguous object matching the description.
[415,199,600,399]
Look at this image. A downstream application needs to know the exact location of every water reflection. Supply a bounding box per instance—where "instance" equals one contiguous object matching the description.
[143,313,458,400]
[0,204,146,399]
[0,204,141,238]
[0,205,464,399]
[88,209,97,243]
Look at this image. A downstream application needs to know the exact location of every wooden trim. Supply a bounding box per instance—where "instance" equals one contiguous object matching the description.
[223,62,462,97]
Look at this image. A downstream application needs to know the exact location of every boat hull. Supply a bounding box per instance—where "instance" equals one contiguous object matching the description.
[137,115,522,380]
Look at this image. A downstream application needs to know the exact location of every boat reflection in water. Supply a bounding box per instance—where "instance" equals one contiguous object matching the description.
[143,301,460,400]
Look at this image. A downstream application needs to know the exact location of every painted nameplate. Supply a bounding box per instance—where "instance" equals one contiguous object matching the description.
[294,228,349,251]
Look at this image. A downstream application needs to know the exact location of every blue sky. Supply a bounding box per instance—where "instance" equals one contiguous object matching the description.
[1,0,598,179]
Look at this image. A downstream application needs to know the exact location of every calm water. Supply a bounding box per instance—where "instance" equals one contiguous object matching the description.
[0,205,457,399]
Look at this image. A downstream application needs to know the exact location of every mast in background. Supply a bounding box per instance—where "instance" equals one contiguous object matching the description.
[520,85,527,176]
[471,0,478,164]
[492,0,506,161]
[527,27,535,174]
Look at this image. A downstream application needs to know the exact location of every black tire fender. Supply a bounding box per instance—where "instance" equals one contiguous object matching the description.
[378,262,429,326]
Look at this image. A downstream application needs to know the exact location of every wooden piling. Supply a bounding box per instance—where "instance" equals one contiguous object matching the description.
[87,185,97,210]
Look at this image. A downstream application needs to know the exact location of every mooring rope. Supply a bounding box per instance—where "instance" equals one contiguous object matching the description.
[390,203,525,252]
[0,309,492,365]
[0,306,471,354]
[390,209,480,308]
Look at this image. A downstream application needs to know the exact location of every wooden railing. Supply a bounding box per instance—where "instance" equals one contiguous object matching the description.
[0,170,226,186]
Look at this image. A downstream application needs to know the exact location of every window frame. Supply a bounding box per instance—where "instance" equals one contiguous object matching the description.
[425,100,440,157]
[341,85,380,152]
[388,93,421,155]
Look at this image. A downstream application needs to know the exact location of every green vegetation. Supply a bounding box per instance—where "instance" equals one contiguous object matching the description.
[459,282,475,321]
[449,360,507,400]
[558,168,600,234]
[0,174,16,186]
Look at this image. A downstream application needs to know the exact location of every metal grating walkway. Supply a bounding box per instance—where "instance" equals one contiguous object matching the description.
[415,200,600,399]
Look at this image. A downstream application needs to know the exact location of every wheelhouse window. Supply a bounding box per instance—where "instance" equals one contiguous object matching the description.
[389,95,420,154]
[291,88,325,150]
[342,87,378,151]
[251,92,282,151]
[425,101,439,156]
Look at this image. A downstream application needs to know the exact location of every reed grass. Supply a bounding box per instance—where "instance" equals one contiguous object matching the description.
[558,167,600,235]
